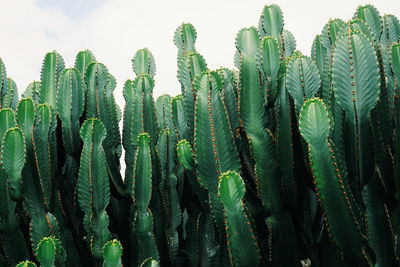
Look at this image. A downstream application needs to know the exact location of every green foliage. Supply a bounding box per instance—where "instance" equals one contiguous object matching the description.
[1,3,400,267]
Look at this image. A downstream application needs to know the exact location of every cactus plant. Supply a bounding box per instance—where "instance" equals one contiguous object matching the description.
[0,3,399,267]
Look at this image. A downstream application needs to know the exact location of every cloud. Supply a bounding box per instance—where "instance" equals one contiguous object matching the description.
[1,0,399,111]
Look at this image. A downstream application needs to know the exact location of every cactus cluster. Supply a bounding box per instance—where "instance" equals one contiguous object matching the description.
[0,3,400,267]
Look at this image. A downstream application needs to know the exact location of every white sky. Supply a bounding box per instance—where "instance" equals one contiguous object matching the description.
[1,0,399,108]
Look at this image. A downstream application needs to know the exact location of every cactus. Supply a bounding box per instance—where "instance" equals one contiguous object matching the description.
[77,118,111,258]
[22,82,40,103]
[15,261,36,267]
[74,50,96,78]
[56,68,85,158]
[299,98,371,265]
[0,59,19,110]
[131,133,159,264]
[139,258,159,267]
[0,4,398,267]
[39,51,65,108]
[102,239,123,267]
[193,70,240,232]
[218,171,259,266]
[1,127,26,201]
[332,30,380,188]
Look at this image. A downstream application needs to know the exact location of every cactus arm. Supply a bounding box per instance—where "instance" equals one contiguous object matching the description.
[85,62,109,118]
[216,69,240,134]
[156,95,174,130]
[311,35,327,77]
[276,79,296,212]
[2,78,18,110]
[172,95,189,140]
[236,27,265,133]
[36,237,56,267]
[74,50,96,78]
[102,239,123,267]
[32,104,55,209]
[56,68,85,158]
[15,261,37,267]
[134,133,152,211]
[286,56,321,115]
[0,108,15,139]
[122,79,144,196]
[0,58,7,103]
[332,31,380,187]
[392,43,400,225]
[281,30,296,57]
[39,51,65,108]
[85,63,125,197]
[258,4,284,40]
[156,129,181,263]
[176,139,194,170]
[139,258,160,267]
[194,71,240,231]
[218,171,259,266]
[259,37,281,103]
[354,5,382,41]
[236,27,284,214]
[78,118,111,257]
[321,19,346,51]
[0,109,29,265]
[1,127,26,201]
[381,15,400,46]
[22,82,41,103]
[16,99,46,216]
[177,53,207,139]
[132,48,156,76]
[131,133,159,264]
[174,23,197,59]
[363,175,399,266]
[133,209,159,265]
[299,98,371,265]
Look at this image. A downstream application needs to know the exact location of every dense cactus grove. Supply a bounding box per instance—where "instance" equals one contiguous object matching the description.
[0,3,400,267]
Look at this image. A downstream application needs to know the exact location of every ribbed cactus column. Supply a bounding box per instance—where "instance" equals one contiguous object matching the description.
[0,58,19,110]
[332,30,380,188]
[299,98,372,265]
[39,51,65,108]
[0,110,29,266]
[218,171,260,266]
[193,70,240,233]
[85,62,124,196]
[77,118,111,258]
[131,133,159,265]
[102,239,123,267]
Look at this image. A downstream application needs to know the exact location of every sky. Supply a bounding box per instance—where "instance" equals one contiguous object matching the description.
[1,0,399,109]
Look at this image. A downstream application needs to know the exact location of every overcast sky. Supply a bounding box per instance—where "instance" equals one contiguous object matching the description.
[1,0,399,107]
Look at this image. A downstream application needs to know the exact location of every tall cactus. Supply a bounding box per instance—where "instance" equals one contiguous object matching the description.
[102,239,123,267]
[131,133,159,265]
[193,70,240,232]
[0,110,28,266]
[0,59,19,109]
[74,50,96,78]
[77,118,111,258]
[218,171,259,266]
[56,68,85,158]
[332,30,380,188]
[174,23,197,61]
[299,98,371,265]
[1,127,26,201]
[85,62,124,196]
[39,51,65,108]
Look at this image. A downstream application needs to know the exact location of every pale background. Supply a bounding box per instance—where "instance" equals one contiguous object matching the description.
[1,0,399,108]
